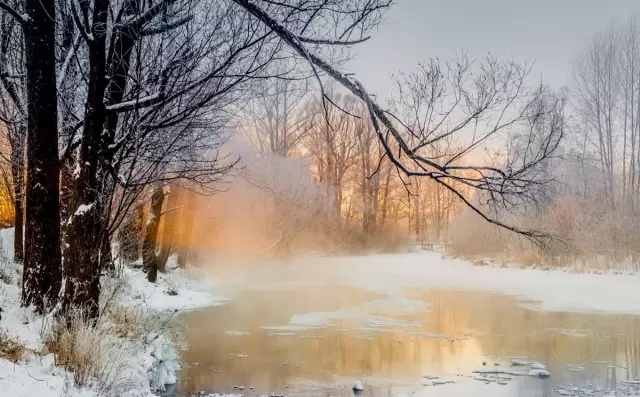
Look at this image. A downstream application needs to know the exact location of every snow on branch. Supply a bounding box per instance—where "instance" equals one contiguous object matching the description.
[140,15,193,36]
[105,93,161,112]
[115,0,177,33]
[297,35,371,46]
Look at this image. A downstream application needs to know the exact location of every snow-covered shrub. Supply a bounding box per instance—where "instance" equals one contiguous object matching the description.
[0,328,25,362]
[42,295,184,396]
[43,308,131,393]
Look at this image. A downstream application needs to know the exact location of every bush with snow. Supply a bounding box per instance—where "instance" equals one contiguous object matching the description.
[41,281,186,396]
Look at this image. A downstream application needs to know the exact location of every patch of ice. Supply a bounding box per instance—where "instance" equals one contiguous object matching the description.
[288,310,413,329]
[509,358,530,366]
[528,369,551,377]
[224,330,250,336]
[530,362,548,370]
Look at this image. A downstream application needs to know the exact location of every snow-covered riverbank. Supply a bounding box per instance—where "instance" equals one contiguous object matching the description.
[304,252,640,315]
[0,228,226,397]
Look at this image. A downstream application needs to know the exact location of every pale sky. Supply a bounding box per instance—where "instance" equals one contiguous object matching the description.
[347,0,640,99]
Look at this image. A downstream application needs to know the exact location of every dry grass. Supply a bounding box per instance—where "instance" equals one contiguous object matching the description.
[42,309,113,389]
[40,286,184,396]
[0,329,25,363]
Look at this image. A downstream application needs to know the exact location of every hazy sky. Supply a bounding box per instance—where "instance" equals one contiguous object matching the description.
[347,0,640,98]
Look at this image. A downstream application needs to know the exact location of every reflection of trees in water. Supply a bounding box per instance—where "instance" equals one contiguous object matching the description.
[178,288,640,395]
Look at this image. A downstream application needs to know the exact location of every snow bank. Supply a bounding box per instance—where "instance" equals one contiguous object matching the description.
[0,228,229,397]
[0,266,94,397]
[0,354,95,397]
[120,265,228,312]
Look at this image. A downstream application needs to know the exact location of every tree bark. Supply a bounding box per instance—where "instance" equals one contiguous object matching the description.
[59,157,74,273]
[62,0,110,318]
[143,186,164,282]
[22,0,62,312]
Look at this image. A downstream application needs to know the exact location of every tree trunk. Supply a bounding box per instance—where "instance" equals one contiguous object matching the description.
[61,0,110,318]
[59,157,74,274]
[157,185,180,272]
[22,0,62,312]
[177,189,195,268]
[143,186,164,282]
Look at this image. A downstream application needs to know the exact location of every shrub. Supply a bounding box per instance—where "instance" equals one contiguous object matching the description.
[41,287,184,396]
[0,329,25,362]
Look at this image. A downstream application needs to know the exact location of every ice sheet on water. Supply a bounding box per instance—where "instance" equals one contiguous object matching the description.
[224,330,250,336]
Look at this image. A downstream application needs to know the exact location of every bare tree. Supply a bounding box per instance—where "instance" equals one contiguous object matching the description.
[245,66,311,157]
[303,92,360,227]
[0,0,63,312]
[232,0,564,243]
[572,23,619,207]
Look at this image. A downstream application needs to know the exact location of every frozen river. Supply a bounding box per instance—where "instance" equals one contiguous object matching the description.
[173,252,640,396]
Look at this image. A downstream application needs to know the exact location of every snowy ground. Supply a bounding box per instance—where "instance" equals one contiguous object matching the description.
[0,228,227,397]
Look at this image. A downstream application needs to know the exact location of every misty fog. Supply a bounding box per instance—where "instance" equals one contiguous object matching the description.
[2,1,640,397]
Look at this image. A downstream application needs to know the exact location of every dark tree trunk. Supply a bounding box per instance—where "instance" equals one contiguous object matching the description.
[10,149,24,264]
[22,0,62,312]
[143,186,164,282]
[62,0,110,318]
[59,158,74,269]
[157,185,180,272]
[177,189,195,268]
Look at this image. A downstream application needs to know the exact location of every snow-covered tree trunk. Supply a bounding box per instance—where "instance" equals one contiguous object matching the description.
[22,0,62,312]
[61,0,110,318]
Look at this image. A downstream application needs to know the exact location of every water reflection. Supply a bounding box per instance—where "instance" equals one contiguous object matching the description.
[176,284,640,396]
